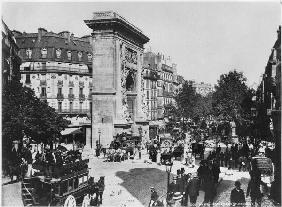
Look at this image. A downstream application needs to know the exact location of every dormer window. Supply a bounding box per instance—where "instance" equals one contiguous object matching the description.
[41,48,47,58]
[87,53,92,62]
[56,48,62,58]
[78,52,82,61]
[67,51,72,60]
[26,48,32,59]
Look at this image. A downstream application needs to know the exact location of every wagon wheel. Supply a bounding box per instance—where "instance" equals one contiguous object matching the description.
[81,194,90,207]
[64,195,76,207]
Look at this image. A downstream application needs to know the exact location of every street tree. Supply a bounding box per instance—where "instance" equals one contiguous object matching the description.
[164,103,179,133]
[212,70,254,137]
[2,80,70,152]
[175,81,198,120]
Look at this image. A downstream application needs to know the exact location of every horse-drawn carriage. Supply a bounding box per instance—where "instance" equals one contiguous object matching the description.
[21,159,93,207]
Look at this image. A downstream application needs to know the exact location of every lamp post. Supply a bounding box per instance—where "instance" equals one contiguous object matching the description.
[165,161,173,200]
[98,128,101,147]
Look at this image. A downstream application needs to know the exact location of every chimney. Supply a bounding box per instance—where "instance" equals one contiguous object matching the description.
[59,31,70,42]
[38,28,47,42]
[70,33,74,41]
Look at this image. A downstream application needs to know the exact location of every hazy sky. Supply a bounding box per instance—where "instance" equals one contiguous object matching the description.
[2,1,280,86]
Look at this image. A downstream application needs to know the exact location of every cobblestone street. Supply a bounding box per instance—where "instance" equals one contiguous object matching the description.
[88,152,204,207]
[1,153,277,207]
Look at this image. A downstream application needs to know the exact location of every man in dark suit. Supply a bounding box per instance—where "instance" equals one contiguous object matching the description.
[230,181,246,207]
[186,175,200,207]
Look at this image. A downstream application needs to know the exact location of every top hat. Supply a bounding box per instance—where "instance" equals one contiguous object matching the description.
[173,192,183,201]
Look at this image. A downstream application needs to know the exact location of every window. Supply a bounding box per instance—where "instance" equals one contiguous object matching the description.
[41,87,46,96]
[79,102,83,112]
[58,102,62,112]
[56,48,61,58]
[41,48,47,58]
[69,88,73,95]
[78,52,82,61]
[146,80,149,89]
[25,74,31,84]
[67,51,72,60]
[79,88,83,95]
[87,53,92,62]
[58,88,62,96]
[69,102,73,112]
[147,91,149,99]
[26,48,32,59]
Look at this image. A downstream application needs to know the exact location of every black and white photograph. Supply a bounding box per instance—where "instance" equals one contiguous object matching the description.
[1,1,281,206]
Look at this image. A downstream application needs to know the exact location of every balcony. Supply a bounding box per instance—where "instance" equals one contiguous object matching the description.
[57,94,64,100]
[143,71,159,80]
[69,81,74,87]
[57,80,63,86]
[79,94,86,101]
[68,94,75,100]
[32,65,90,75]
[40,80,47,86]
[56,109,90,115]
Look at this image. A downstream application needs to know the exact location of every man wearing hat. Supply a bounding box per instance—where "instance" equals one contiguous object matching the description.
[149,187,159,206]
[172,192,183,207]
[10,140,21,181]
[185,174,200,207]
[230,181,246,207]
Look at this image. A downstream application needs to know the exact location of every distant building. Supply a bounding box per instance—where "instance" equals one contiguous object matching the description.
[2,20,21,86]
[143,51,159,121]
[257,25,281,204]
[156,53,179,119]
[258,25,281,139]
[13,28,93,128]
[191,81,214,96]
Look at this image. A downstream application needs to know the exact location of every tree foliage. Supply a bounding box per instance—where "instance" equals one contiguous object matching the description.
[212,70,254,136]
[2,80,70,147]
[175,81,213,121]
[175,81,199,120]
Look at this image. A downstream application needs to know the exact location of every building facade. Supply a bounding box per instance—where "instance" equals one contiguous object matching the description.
[2,20,21,86]
[84,11,150,148]
[191,81,214,97]
[156,53,178,119]
[13,28,93,127]
[143,51,159,121]
[256,26,281,203]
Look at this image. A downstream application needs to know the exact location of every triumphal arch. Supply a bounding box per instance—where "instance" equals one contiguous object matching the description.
[84,11,150,148]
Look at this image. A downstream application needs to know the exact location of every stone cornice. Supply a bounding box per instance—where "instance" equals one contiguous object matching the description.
[84,12,149,48]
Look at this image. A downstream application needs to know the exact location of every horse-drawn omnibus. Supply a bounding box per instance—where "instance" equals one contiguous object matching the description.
[21,159,94,207]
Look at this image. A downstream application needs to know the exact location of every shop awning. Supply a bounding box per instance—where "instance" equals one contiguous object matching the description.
[61,128,82,136]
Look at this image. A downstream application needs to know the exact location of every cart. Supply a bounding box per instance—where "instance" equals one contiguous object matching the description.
[251,156,274,189]
[21,159,93,207]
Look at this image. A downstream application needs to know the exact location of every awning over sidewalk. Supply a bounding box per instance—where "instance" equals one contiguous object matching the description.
[61,128,82,136]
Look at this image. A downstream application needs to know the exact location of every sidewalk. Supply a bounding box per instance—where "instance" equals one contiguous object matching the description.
[1,177,24,206]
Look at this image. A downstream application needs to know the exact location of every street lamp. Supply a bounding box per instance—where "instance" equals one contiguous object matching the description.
[98,128,101,147]
[165,161,173,200]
